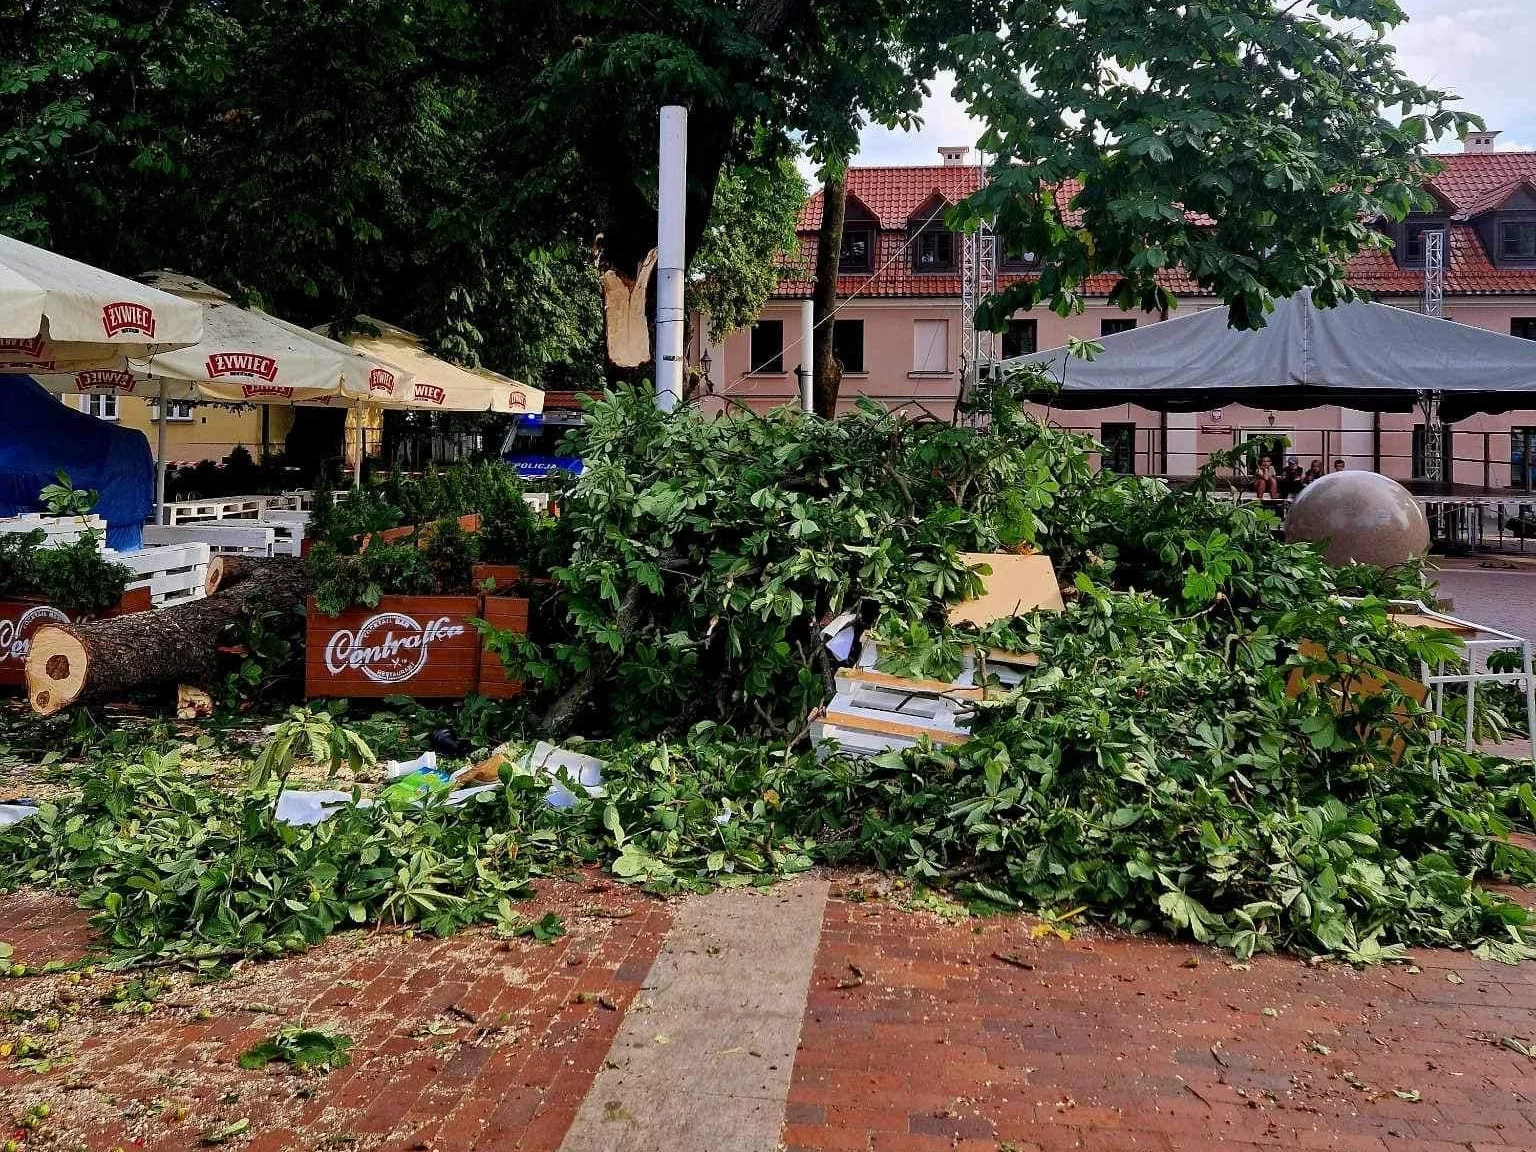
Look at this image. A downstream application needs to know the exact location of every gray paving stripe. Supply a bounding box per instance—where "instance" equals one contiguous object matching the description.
[560,876,829,1152]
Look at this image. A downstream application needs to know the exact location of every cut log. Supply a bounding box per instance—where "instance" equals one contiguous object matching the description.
[26,556,310,716]
[204,553,273,596]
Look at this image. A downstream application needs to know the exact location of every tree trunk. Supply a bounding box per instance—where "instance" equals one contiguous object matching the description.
[204,552,282,596]
[26,557,311,716]
[812,164,848,417]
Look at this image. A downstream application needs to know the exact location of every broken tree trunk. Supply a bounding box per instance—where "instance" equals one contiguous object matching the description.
[812,164,848,417]
[26,556,310,716]
[203,552,274,596]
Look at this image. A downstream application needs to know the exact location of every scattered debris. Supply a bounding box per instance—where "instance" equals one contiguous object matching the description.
[238,1026,354,1074]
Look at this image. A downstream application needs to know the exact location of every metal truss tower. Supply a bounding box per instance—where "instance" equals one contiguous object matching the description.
[960,153,997,398]
[1421,229,1446,482]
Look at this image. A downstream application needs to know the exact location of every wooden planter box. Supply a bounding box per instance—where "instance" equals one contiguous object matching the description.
[471,563,522,594]
[0,587,152,686]
[306,595,483,698]
[476,596,529,699]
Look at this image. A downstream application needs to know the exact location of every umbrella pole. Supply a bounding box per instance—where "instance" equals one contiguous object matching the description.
[352,406,365,487]
[154,379,169,523]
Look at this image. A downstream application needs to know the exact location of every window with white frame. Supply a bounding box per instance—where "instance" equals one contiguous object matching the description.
[150,399,196,422]
[82,394,118,421]
[912,320,949,374]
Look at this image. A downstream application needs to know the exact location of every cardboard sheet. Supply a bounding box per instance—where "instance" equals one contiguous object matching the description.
[947,553,1064,628]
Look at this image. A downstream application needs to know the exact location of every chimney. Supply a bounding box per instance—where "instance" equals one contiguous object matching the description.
[938,146,969,166]
[1463,129,1501,154]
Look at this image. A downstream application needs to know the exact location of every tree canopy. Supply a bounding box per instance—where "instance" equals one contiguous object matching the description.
[0,0,1471,387]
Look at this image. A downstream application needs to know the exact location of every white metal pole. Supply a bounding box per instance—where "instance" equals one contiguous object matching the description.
[655,105,687,414]
[154,379,169,523]
[799,298,815,412]
[352,406,365,486]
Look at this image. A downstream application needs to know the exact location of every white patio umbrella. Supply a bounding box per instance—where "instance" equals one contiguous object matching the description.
[32,275,412,514]
[335,318,544,415]
[0,235,203,370]
[326,318,544,483]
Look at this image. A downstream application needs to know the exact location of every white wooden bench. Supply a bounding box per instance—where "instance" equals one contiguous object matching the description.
[143,522,276,557]
[0,513,107,545]
[106,542,211,607]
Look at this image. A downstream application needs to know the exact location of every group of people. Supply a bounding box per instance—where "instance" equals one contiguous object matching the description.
[1253,457,1344,501]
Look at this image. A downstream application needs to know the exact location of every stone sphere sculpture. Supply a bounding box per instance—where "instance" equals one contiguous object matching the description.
[1284,470,1430,568]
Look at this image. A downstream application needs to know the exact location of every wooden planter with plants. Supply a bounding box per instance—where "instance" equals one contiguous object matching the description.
[0,496,143,689]
[302,469,544,700]
[0,587,151,687]
[475,567,530,698]
[305,594,487,698]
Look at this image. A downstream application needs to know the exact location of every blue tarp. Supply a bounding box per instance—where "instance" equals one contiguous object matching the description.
[0,376,153,549]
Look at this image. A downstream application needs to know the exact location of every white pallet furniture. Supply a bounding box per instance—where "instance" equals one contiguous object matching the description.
[256,509,309,556]
[160,496,270,525]
[143,522,276,557]
[0,513,107,545]
[106,542,211,607]
[1384,598,1536,752]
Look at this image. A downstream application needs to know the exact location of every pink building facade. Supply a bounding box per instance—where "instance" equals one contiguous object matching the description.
[700,142,1536,490]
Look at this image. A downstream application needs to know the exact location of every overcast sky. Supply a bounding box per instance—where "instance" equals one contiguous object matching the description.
[851,0,1536,167]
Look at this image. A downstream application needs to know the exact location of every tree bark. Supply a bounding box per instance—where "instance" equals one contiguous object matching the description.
[812,165,848,417]
[204,552,285,596]
[26,557,311,716]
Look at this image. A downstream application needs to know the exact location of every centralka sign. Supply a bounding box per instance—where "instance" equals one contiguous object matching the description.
[0,604,69,686]
[323,612,466,683]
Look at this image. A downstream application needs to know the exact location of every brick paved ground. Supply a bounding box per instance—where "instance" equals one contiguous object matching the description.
[0,877,669,1152]
[785,894,1536,1152]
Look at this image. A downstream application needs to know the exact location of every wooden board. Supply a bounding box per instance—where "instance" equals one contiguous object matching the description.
[361,513,481,550]
[306,595,483,698]
[1388,612,1477,636]
[1286,640,1428,760]
[0,589,149,687]
[948,553,1064,628]
[472,563,523,594]
[476,595,530,699]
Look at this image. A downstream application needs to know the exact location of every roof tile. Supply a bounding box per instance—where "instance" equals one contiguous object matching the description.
[781,152,1536,300]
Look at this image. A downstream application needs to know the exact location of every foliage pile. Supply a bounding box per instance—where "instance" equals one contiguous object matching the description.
[306,462,548,614]
[0,528,131,615]
[4,386,1536,965]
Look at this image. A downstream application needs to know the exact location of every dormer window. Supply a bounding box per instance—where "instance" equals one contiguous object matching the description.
[908,194,955,274]
[1400,221,1445,268]
[1501,222,1536,260]
[912,230,955,273]
[1000,244,1040,272]
[838,199,876,274]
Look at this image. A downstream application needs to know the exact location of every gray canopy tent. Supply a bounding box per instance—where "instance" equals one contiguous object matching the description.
[998,290,1536,421]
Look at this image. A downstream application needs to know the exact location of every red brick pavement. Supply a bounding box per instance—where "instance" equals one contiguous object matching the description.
[0,878,669,1152]
[786,895,1536,1152]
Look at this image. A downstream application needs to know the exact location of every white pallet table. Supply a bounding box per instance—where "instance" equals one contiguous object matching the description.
[0,513,106,545]
[161,496,269,526]
[256,509,309,556]
[143,522,276,557]
[106,542,210,607]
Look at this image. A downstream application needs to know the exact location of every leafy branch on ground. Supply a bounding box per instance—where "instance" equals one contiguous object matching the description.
[239,1026,353,1073]
[3,385,1535,965]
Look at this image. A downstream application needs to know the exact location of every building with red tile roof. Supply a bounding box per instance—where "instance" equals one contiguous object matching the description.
[695,140,1536,490]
